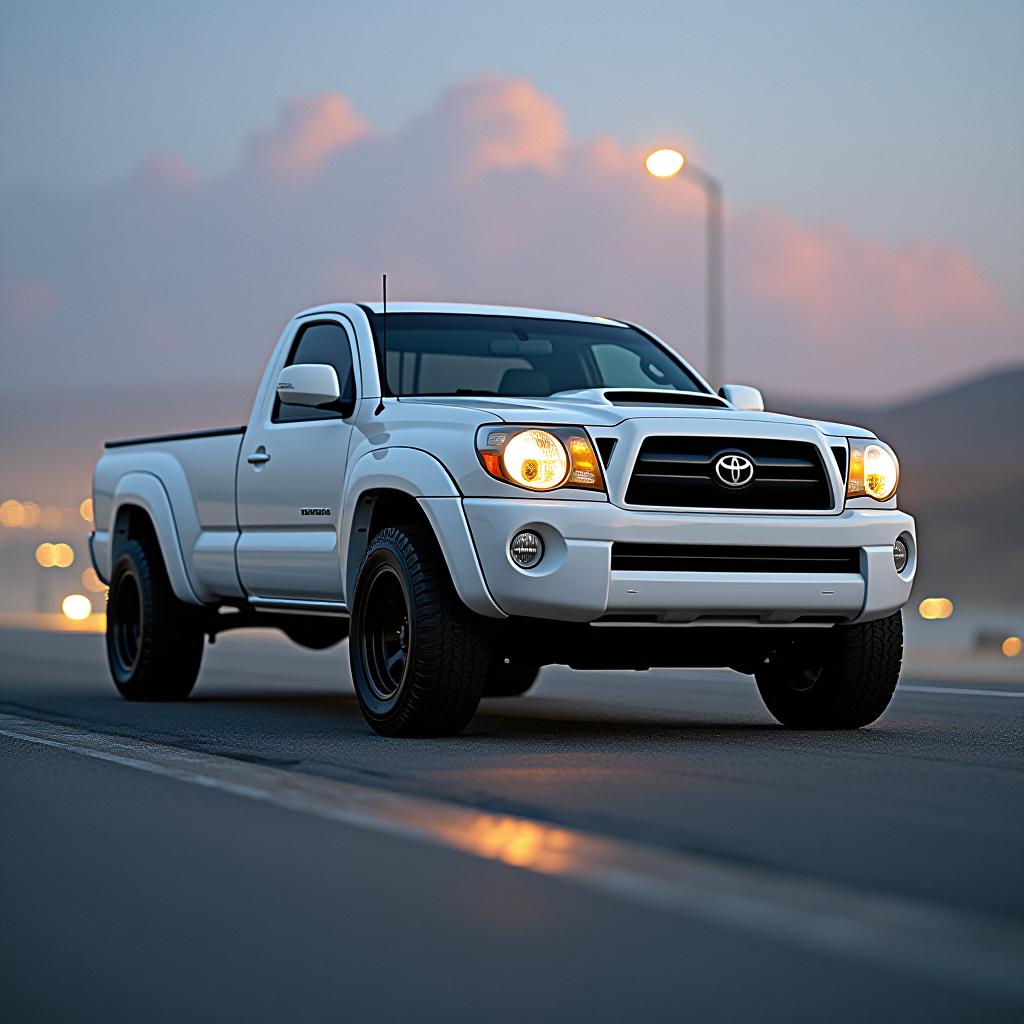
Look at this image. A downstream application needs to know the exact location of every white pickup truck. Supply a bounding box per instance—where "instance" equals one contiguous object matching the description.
[91,302,916,735]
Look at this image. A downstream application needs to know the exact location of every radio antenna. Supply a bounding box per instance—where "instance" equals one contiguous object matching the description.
[374,273,387,414]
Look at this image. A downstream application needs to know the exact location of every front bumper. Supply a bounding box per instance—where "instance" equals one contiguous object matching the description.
[458,498,916,624]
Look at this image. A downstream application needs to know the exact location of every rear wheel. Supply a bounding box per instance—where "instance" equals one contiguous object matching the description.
[482,655,540,697]
[755,611,903,729]
[350,525,489,736]
[105,539,204,700]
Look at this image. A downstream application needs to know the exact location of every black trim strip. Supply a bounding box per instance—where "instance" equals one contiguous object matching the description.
[105,426,246,449]
[611,543,861,574]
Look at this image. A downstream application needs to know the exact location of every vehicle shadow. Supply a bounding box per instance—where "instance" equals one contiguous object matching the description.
[185,688,798,744]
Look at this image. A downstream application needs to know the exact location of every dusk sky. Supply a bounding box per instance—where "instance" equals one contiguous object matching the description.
[1,1,1022,501]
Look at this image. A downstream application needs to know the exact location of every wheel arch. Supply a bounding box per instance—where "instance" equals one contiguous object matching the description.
[345,487,433,601]
[342,449,504,619]
[108,473,203,605]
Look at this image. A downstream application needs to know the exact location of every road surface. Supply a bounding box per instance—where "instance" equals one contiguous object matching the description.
[1,627,1022,1023]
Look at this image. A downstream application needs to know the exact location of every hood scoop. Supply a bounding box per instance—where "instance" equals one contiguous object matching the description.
[600,389,729,409]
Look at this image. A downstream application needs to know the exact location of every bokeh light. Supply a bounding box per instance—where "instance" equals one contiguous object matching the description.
[53,543,75,568]
[80,498,94,523]
[918,597,954,620]
[36,542,74,568]
[645,148,686,178]
[61,594,92,621]
[1003,636,1022,658]
[81,567,107,593]
[20,501,41,528]
[1,499,25,527]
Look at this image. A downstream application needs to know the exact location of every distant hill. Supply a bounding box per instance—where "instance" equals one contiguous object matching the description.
[774,365,1024,604]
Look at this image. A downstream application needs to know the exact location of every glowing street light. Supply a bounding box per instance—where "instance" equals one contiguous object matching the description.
[644,146,725,384]
[645,148,686,178]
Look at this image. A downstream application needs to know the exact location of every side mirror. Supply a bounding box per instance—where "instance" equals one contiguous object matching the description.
[719,384,765,412]
[276,363,341,409]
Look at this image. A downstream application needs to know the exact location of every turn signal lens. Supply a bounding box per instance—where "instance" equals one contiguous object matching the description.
[846,441,899,501]
[478,427,606,493]
[565,435,604,489]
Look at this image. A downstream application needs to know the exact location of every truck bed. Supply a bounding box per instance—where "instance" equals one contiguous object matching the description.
[93,426,249,602]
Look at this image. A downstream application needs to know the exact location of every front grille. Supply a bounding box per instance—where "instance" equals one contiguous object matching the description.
[611,543,860,574]
[624,436,833,510]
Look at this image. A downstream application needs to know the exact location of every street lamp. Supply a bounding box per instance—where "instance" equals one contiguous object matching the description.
[645,148,724,385]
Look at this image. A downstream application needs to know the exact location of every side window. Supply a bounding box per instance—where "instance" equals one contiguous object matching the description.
[273,322,356,422]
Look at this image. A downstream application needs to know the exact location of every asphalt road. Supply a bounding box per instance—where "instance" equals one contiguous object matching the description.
[2,626,1022,1023]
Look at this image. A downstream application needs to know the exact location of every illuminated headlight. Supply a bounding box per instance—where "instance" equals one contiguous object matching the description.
[478,426,605,493]
[502,430,568,490]
[847,441,899,501]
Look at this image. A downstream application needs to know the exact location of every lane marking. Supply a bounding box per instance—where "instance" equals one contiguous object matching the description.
[901,685,1024,699]
[1,711,1022,999]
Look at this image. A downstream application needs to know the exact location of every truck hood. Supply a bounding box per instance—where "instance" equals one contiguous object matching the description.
[396,389,876,439]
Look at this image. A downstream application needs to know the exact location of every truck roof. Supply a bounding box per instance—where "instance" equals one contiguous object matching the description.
[295,301,627,326]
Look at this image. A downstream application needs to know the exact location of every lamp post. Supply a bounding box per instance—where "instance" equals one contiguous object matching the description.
[645,148,724,385]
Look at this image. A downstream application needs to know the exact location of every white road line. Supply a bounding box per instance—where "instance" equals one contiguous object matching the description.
[1,711,1022,999]
[901,685,1024,699]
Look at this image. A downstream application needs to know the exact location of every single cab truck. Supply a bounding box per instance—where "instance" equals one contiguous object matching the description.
[91,303,916,735]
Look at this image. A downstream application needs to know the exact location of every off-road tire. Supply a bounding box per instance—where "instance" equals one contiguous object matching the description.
[482,655,540,697]
[755,611,903,729]
[350,525,489,736]
[105,539,205,700]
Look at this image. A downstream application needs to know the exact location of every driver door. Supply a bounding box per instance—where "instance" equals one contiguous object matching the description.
[236,318,357,601]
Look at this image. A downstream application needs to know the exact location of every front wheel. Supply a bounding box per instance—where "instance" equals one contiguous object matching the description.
[755,611,903,729]
[106,539,205,700]
[350,526,489,736]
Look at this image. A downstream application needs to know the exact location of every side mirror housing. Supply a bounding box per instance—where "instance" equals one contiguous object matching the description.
[719,384,765,412]
[276,363,341,409]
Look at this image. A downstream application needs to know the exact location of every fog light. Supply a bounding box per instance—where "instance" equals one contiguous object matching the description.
[893,536,909,573]
[510,531,543,569]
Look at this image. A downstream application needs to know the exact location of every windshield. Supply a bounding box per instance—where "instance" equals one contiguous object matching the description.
[365,312,704,397]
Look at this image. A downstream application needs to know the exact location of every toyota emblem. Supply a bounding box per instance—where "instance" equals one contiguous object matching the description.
[714,452,754,487]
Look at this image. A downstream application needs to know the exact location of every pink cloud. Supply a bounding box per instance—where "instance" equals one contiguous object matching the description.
[247,93,368,182]
[739,211,1009,335]
[410,75,568,180]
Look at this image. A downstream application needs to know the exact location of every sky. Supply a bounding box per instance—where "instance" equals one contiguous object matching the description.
[1,0,1022,503]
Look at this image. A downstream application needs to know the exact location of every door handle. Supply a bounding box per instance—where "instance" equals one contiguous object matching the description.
[247,448,271,465]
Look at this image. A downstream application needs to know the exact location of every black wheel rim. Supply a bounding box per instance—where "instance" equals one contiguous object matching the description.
[360,566,410,703]
[112,571,143,675]
[789,666,823,692]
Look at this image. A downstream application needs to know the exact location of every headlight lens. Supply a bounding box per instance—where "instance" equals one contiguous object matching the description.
[503,430,569,490]
[847,441,899,501]
[478,427,605,492]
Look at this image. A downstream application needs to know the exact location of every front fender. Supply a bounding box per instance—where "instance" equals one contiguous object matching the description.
[342,448,504,618]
